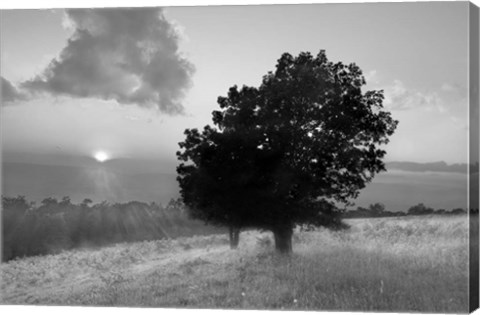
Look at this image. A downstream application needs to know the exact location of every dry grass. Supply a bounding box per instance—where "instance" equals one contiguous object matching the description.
[0,215,470,313]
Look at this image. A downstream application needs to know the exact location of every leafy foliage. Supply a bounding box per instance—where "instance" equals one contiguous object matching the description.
[177,50,398,252]
[407,203,435,216]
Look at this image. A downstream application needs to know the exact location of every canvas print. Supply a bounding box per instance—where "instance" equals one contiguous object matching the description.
[0,2,479,313]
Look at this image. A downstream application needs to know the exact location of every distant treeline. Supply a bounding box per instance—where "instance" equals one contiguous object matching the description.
[2,196,475,261]
[2,196,224,262]
[343,202,474,219]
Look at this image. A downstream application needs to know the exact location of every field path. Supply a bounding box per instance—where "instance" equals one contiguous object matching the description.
[1,233,258,305]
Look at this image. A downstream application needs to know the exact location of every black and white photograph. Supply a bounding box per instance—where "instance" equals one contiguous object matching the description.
[1,0,479,313]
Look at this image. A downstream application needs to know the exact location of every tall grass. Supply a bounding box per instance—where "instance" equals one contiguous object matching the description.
[0,215,469,313]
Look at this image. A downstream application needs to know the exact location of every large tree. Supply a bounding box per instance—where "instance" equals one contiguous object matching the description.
[177,50,398,254]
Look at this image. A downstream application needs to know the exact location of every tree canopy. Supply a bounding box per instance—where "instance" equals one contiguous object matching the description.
[177,50,398,253]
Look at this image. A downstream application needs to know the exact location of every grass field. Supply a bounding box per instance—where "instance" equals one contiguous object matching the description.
[0,215,470,313]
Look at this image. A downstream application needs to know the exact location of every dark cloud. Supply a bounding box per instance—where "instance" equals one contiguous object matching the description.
[22,8,194,114]
[1,77,25,104]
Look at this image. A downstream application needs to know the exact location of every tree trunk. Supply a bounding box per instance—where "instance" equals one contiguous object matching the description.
[273,225,293,254]
[229,226,240,249]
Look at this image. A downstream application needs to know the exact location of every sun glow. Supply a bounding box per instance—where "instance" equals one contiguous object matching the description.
[94,151,110,163]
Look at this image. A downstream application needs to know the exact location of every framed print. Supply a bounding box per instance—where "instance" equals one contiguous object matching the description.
[1,1,479,314]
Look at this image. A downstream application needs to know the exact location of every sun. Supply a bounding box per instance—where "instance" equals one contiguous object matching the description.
[93,151,110,163]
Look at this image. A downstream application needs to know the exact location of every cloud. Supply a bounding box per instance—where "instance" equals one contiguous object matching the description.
[383,80,443,112]
[1,77,26,104]
[441,83,455,92]
[441,82,467,99]
[22,8,194,114]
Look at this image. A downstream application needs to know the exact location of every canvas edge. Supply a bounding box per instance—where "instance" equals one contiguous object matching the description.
[469,1,480,313]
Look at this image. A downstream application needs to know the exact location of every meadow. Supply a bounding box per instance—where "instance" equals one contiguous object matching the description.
[0,215,470,313]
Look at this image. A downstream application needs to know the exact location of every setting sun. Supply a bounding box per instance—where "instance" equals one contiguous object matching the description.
[94,151,109,162]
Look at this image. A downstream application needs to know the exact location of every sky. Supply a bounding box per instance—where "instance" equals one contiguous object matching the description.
[0,2,472,169]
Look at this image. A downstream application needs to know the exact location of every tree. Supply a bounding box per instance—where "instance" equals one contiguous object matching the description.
[177,50,398,254]
[2,195,30,213]
[450,208,466,215]
[41,197,58,207]
[80,198,93,208]
[369,203,385,216]
[165,198,184,212]
[2,196,32,260]
[60,196,72,207]
[407,203,434,216]
[177,126,257,248]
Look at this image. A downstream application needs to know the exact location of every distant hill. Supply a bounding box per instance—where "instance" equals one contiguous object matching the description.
[2,161,179,205]
[386,161,477,174]
[355,168,469,212]
[1,160,473,212]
